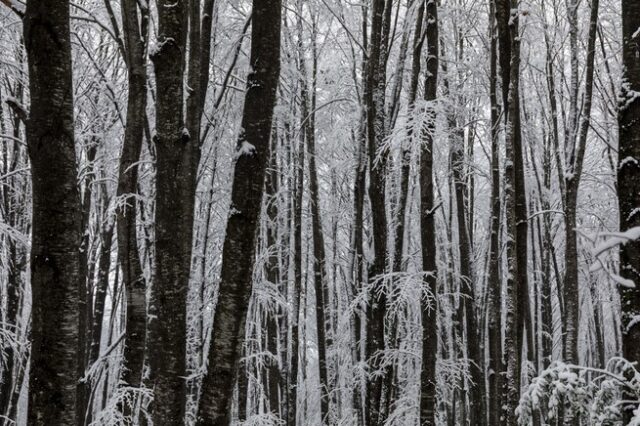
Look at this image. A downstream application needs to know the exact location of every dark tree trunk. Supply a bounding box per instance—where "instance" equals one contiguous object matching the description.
[487,2,503,422]
[116,1,149,413]
[350,126,366,426]
[0,88,26,424]
[149,0,192,422]
[363,1,391,424]
[300,14,331,421]
[196,2,282,423]
[563,0,599,376]
[419,1,438,423]
[88,220,114,363]
[619,0,640,421]
[23,1,83,423]
[287,116,304,426]
[496,1,522,423]
[77,141,96,426]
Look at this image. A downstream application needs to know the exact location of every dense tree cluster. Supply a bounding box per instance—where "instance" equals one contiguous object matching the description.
[0,0,638,425]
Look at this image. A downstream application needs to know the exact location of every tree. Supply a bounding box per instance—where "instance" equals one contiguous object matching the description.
[563,0,599,371]
[196,1,282,423]
[115,0,149,414]
[148,0,215,421]
[497,1,522,423]
[619,0,640,421]
[487,1,503,423]
[419,1,439,424]
[23,0,83,423]
[363,1,392,423]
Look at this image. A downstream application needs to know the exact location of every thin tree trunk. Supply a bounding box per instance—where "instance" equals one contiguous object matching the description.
[487,2,503,422]
[419,1,438,423]
[116,2,149,417]
[287,116,304,426]
[563,0,599,373]
[86,213,115,424]
[363,1,391,424]
[265,135,282,419]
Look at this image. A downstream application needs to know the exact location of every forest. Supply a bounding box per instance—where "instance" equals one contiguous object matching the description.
[0,0,638,424]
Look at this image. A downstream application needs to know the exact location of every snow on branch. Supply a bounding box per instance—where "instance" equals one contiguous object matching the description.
[0,0,24,18]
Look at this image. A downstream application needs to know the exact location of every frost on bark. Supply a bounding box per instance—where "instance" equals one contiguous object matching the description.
[196,1,282,424]
[499,2,522,424]
[619,0,640,420]
[487,2,503,423]
[23,0,83,424]
[419,1,439,424]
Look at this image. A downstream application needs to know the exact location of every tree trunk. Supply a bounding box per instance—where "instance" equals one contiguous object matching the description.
[265,135,282,420]
[116,1,149,415]
[619,0,640,421]
[498,1,522,423]
[23,1,82,423]
[287,115,304,426]
[149,0,192,422]
[419,1,438,423]
[363,1,391,424]
[487,2,503,422]
[196,2,282,423]
[301,17,332,422]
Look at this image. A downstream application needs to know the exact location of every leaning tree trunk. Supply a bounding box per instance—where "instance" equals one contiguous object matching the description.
[196,1,282,424]
[23,1,83,424]
[619,0,640,422]
[420,1,439,423]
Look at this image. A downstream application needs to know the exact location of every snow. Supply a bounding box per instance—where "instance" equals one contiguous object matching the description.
[10,0,24,14]
[593,226,640,257]
[611,273,636,289]
[149,37,175,56]
[626,315,640,333]
[620,156,639,169]
[238,141,256,157]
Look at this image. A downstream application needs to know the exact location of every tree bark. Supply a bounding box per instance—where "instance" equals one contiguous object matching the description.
[487,2,503,422]
[363,1,391,424]
[196,2,282,423]
[116,2,149,414]
[419,1,438,423]
[23,1,83,423]
[149,0,192,422]
[498,1,522,424]
[619,0,640,421]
